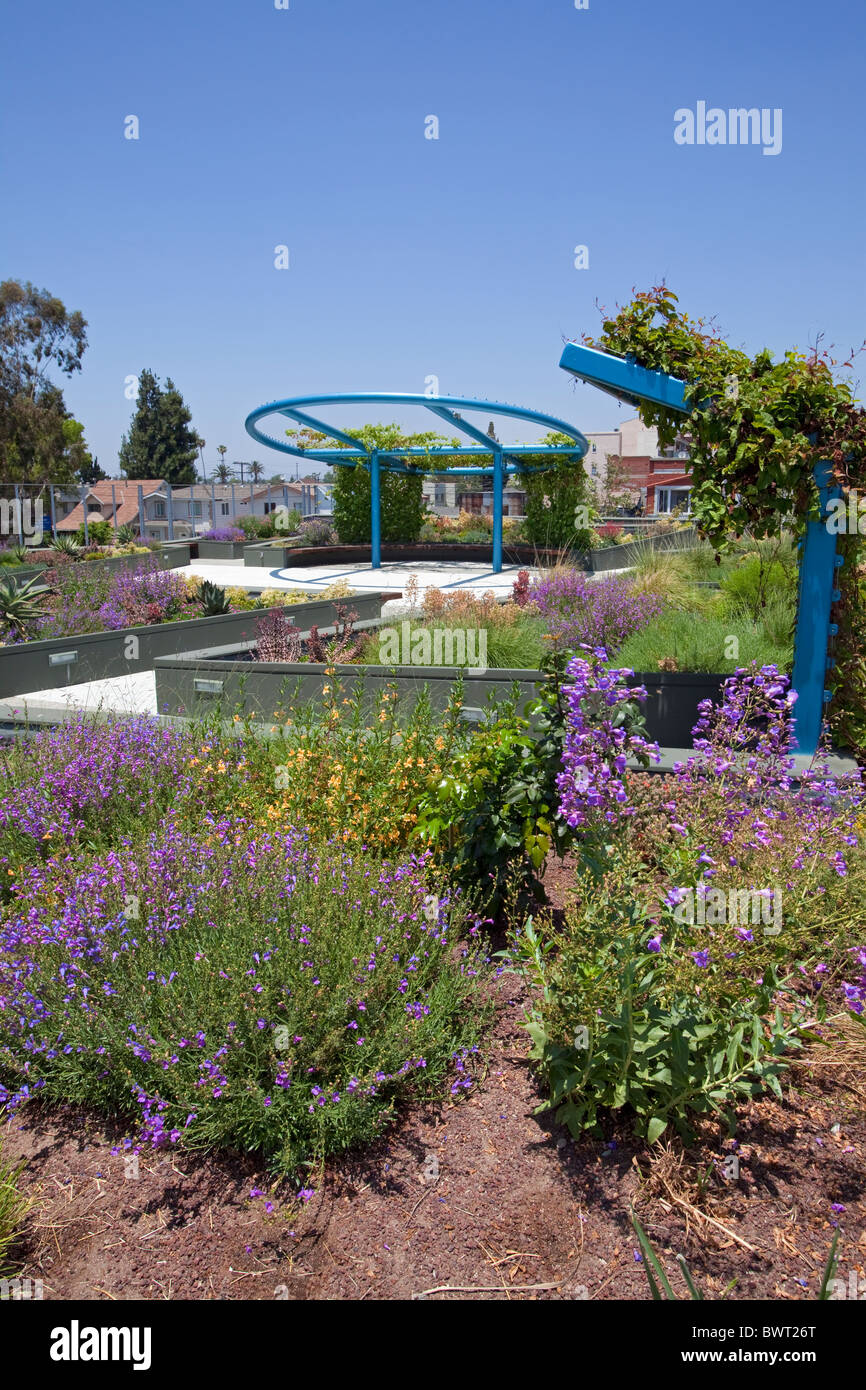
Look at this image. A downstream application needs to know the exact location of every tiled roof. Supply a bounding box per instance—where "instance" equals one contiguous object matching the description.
[56,480,165,531]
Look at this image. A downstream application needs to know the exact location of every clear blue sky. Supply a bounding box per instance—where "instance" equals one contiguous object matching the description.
[3,0,865,477]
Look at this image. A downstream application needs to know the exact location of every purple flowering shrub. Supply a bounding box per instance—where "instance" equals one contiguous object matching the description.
[97,559,188,630]
[512,663,866,1143]
[32,558,191,639]
[629,667,866,1006]
[557,646,660,832]
[0,810,485,1176]
[200,526,246,543]
[0,716,195,861]
[528,569,665,654]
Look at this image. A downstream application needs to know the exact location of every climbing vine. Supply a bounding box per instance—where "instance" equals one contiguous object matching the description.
[580,286,866,758]
[582,285,866,547]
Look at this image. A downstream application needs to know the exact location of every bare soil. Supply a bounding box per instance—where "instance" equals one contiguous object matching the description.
[3,861,864,1302]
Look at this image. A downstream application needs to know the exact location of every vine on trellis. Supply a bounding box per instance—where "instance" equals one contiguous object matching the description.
[582,285,866,547]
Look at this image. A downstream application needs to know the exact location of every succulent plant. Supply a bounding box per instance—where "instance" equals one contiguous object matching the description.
[49,533,83,558]
[197,580,231,616]
[0,574,51,639]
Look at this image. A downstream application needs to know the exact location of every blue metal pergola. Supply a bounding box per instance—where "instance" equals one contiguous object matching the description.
[559,341,841,757]
[245,392,588,573]
[246,343,840,756]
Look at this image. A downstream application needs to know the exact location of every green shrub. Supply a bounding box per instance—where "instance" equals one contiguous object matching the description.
[0,823,487,1178]
[523,464,596,550]
[75,519,113,546]
[513,861,808,1145]
[614,605,793,674]
[719,545,798,619]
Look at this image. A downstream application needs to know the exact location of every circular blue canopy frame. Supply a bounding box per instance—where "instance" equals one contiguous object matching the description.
[245,392,588,571]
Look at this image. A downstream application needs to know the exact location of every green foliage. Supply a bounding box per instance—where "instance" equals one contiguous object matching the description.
[74,518,113,546]
[197,580,231,616]
[0,573,51,640]
[288,422,460,546]
[415,652,599,912]
[614,604,794,674]
[118,369,199,484]
[116,523,137,545]
[333,463,425,544]
[514,875,807,1145]
[585,285,866,547]
[49,532,83,557]
[718,545,798,619]
[0,1136,30,1276]
[523,453,596,550]
[0,279,91,486]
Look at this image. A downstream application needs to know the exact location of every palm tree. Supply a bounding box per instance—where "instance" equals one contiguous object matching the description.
[214,462,233,484]
[196,436,207,480]
[249,461,265,483]
[216,445,228,478]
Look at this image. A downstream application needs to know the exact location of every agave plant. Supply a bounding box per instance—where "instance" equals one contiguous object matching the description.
[0,574,51,640]
[8,544,32,564]
[49,533,83,559]
[197,580,231,616]
[116,523,137,545]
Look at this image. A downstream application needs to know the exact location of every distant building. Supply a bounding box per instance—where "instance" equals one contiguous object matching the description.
[584,417,692,515]
[56,478,329,540]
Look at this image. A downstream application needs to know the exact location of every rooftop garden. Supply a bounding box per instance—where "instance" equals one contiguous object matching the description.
[1,289,865,1302]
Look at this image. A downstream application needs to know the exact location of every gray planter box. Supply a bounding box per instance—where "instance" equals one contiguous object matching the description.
[0,564,47,586]
[0,548,188,589]
[196,540,247,560]
[588,527,697,573]
[154,648,541,721]
[152,629,727,743]
[635,670,726,746]
[244,539,312,567]
[0,592,386,700]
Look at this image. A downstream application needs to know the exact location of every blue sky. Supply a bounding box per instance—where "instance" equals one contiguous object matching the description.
[3,0,865,476]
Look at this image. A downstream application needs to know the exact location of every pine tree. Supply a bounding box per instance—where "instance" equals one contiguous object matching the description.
[118,369,198,483]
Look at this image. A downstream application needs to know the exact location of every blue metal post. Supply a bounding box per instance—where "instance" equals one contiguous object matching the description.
[13,484,23,544]
[137,485,145,542]
[81,486,89,545]
[49,484,57,538]
[492,450,503,573]
[370,450,381,569]
[790,461,842,755]
[166,485,175,541]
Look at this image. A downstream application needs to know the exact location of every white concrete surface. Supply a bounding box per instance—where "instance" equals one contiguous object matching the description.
[0,671,158,722]
[186,559,531,598]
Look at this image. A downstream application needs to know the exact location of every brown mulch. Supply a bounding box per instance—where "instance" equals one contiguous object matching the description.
[3,866,865,1301]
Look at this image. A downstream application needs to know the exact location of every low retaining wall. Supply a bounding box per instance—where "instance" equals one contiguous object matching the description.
[237,531,697,574]
[155,648,726,745]
[0,546,190,591]
[587,528,697,573]
[154,652,540,720]
[195,540,247,560]
[0,592,387,700]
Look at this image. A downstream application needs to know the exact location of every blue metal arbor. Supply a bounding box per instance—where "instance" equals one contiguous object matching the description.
[244,392,588,573]
[559,342,841,757]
